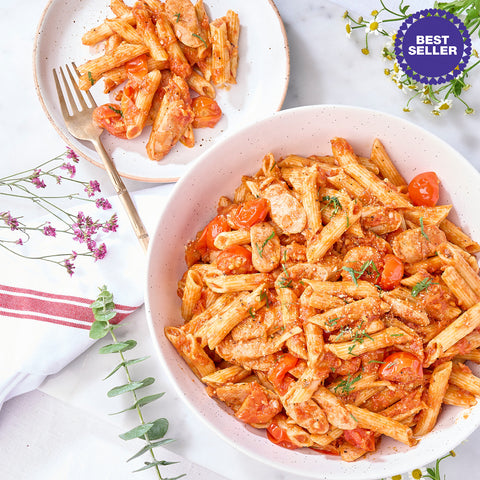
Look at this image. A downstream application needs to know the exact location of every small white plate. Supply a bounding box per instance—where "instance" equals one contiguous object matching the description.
[33,0,289,183]
[145,105,480,479]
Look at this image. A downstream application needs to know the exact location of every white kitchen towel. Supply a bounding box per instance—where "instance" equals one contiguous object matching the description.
[0,183,175,409]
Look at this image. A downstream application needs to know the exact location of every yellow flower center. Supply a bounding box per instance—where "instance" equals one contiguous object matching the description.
[346,24,352,34]
[439,102,450,110]
[370,21,379,31]
[412,469,423,479]
[361,48,370,55]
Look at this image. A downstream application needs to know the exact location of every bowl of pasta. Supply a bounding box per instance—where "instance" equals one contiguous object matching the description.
[145,104,480,479]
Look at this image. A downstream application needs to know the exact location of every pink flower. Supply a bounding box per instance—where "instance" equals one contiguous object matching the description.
[16,238,23,245]
[43,224,56,237]
[93,243,107,261]
[61,163,76,178]
[95,197,112,210]
[64,258,75,276]
[31,170,46,189]
[66,147,80,163]
[102,213,118,233]
[85,180,101,198]
[1,212,20,231]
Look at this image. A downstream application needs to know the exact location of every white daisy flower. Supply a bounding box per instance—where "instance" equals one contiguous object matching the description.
[436,99,453,111]
[365,20,380,35]
[407,466,427,479]
[345,22,352,39]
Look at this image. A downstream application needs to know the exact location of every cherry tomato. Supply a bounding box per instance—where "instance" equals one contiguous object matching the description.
[216,245,253,274]
[266,422,299,450]
[343,428,376,452]
[235,383,281,425]
[379,254,404,291]
[267,353,298,395]
[125,54,148,83]
[196,215,231,252]
[92,104,127,139]
[378,352,423,383]
[192,96,222,128]
[233,198,270,229]
[408,172,440,207]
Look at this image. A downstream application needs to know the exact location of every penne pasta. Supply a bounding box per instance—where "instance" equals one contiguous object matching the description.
[165,140,480,462]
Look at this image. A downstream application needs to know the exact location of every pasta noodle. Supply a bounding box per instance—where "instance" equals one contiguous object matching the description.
[166,137,480,461]
[77,0,240,161]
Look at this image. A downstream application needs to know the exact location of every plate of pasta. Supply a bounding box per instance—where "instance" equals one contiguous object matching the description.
[33,0,289,182]
[145,104,480,479]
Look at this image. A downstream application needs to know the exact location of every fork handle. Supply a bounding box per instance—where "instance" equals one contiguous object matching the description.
[92,138,149,252]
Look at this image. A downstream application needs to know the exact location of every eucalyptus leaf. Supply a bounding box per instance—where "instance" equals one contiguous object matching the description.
[119,422,153,440]
[103,356,150,380]
[89,320,110,340]
[140,418,169,441]
[107,377,155,397]
[133,461,185,475]
[99,339,137,354]
[92,310,117,323]
[127,439,176,462]
[109,393,165,415]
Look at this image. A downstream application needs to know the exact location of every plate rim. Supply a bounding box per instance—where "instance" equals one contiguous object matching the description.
[32,0,290,183]
[144,103,480,479]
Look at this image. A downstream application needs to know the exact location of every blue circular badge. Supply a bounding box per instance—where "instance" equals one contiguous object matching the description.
[394,9,471,85]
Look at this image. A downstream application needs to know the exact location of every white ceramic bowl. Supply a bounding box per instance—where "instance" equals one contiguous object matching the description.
[145,105,480,479]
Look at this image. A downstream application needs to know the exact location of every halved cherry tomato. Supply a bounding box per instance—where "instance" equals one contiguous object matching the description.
[232,198,270,229]
[266,422,299,450]
[92,104,127,139]
[216,245,253,274]
[343,428,376,452]
[191,96,222,128]
[379,254,404,291]
[378,352,423,383]
[267,353,298,395]
[235,383,281,424]
[196,215,231,252]
[125,54,148,83]
[408,172,440,207]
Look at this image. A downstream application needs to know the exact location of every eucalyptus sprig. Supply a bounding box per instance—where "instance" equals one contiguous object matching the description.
[89,286,184,479]
[343,0,480,115]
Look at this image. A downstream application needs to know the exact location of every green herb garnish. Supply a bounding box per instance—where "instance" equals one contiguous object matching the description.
[107,105,123,117]
[173,12,181,22]
[342,260,380,286]
[87,71,94,86]
[411,277,437,297]
[259,289,270,308]
[420,216,429,240]
[256,232,275,258]
[321,195,343,217]
[327,317,340,327]
[192,33,207,48]
[334,374,362,395]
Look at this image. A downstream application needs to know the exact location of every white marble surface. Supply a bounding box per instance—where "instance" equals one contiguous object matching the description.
[1,0,480,479]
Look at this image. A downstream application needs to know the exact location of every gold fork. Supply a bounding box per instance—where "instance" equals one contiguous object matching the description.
[53,62,149,252]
